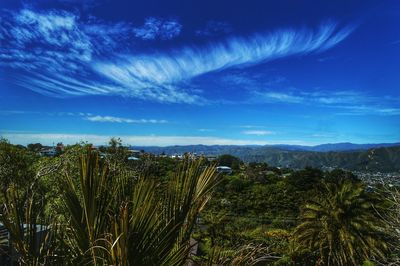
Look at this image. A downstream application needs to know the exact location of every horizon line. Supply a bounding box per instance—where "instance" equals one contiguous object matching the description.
[1,132,399,147]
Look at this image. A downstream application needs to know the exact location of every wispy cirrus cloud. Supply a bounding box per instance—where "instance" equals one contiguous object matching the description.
[94,21,354,103]
[335,105,400,116]
[198,128,214,132]
[255,91,304,103]
[85,115,168,124]
[0,110,169,123]
[242,130,274,136]
[0,7,355,103]
[133,17,182,40]
[0,109,91,117]
[239,125,266,129]
[252,89,400,116]
[0,8,131,73]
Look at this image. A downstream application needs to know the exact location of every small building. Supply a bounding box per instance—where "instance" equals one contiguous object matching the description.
[216,166,232,174]
[127,156,140,161]
[170,154,184,159]
[39,147,56,157]
[127,149,142,157]
[206,155,217,161]
[56,143,65,152]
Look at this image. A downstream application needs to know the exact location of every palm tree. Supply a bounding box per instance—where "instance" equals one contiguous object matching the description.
[294,179,388,265]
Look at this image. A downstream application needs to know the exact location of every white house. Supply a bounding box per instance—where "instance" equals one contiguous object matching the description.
[216,166,232,174]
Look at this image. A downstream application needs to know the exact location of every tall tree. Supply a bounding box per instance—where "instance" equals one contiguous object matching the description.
[294,180,388,265]
[27,143,43,153]
[0,139,37,193]
[217,154,241,170]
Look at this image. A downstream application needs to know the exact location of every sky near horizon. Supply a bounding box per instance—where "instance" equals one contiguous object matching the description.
[0,0,399,146]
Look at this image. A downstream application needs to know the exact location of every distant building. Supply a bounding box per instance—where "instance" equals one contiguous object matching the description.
[39,147,56,157]
[216,166,232,174]
[170,154,184,159]
[127,156,140,161]
[186,152,200,159]
[56,142,64,152]
[127,149,143,157]
[206,155,217,161]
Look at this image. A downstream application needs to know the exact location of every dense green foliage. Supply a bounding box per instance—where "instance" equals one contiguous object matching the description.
[294,180,387,265]
[0,140,399,265]
[0,139,37,192]
[1,142,223,265]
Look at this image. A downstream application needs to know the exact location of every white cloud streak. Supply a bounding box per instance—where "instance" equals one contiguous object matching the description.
[335,105,400,116]
[0,110,170,122]
[242,130,274,136]
[253,90,368,104]
[0,8,355,103]
[252,90,400,116]
[255,92,304,103]
[94,21,354,101]
[85,115,168,124]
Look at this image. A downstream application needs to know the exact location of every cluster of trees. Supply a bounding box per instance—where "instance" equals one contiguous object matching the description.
[0,139,225,265]
[0,138,399,265]
[194,157,399,265]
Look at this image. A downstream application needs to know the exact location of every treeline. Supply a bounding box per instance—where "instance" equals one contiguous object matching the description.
[238,146,400,172]
[140,145,400,173]
[0,139,400,265]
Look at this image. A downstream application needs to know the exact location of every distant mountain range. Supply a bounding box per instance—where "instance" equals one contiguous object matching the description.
[134,142,400,172]
[135,142,400,154]
[272,142,400,152]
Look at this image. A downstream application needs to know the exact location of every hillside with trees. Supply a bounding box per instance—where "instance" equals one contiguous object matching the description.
[0,138,399,265]
[139,145,400,172]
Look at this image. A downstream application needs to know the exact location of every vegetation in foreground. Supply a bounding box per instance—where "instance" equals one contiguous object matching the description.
[0,138,399,265]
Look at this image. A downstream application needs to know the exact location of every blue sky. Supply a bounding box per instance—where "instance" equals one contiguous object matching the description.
[0,0,399,146]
